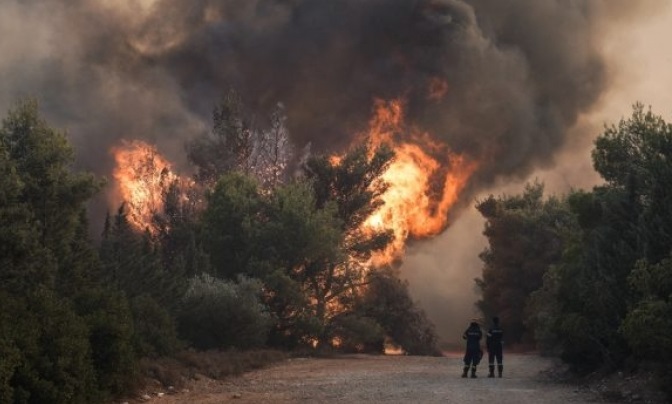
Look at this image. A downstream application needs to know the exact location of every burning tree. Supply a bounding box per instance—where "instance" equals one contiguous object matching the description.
[107,96,465,354]
[199,171,342,347]
[199,144,400,349]
[350,98,477,266]
[299,144,395,347]
[111,139,180,234]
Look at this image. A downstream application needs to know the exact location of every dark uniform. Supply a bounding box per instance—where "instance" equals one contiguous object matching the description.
[486,316,504,378]
[461,321,483,378]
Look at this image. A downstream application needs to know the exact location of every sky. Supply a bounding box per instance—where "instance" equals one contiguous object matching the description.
[400,2,672,345]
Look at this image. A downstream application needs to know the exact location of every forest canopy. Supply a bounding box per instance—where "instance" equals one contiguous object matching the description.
[0,98,439,403]
[476,104,672,394]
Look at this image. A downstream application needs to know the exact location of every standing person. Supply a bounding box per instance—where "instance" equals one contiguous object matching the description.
[461,319,483,378]
[486,316,504,378]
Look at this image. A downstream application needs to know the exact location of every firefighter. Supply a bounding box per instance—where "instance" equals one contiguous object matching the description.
[461,319,483,378]
[486,316,504,378]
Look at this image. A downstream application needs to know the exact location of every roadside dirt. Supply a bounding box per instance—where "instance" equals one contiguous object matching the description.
[130,352,656,403]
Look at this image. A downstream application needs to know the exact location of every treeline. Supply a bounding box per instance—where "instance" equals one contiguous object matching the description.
[0,96,439,404]
[476,105,672,395]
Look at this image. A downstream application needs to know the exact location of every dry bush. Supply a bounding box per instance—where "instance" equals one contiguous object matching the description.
[138,349,288,390]
[139,357,188,389]
[176,349,287,379]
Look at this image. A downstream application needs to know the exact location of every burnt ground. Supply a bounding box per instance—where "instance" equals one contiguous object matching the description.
[126,352,667,404]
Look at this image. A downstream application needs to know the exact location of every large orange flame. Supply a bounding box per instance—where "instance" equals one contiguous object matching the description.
[110,100,477,263]
[359,99,478,266]
[111,140,177,233]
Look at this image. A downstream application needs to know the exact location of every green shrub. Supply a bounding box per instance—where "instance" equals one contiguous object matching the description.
[621,257,672,398]
[76,289,138,397]
[130,295,183,358]
[1,290,99,404]
[0,293,23,404]
[177,274,272,350]
[174,349,287,379]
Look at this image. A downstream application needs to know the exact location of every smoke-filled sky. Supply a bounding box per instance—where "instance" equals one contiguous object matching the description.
[2,0,671,344]
[3,0,661,183]
[400,1,672,345]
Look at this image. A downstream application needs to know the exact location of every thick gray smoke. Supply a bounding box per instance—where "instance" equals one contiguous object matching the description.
[1,0,664,345]
[1,0,659,186]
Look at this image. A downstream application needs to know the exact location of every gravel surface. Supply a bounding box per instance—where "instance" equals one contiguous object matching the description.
[141,352,610,403]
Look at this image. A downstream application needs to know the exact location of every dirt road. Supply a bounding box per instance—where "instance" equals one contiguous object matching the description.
[148,352,610,403]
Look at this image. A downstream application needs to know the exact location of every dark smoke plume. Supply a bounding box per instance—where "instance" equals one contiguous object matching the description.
[0,0,661,198]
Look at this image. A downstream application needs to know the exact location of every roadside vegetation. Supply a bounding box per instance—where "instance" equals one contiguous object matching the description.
[476,104,672,399]
[0,95,438,404]
[6,94,668,402]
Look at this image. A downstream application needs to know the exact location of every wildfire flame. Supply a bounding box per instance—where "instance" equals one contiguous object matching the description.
[110,100,477,264]
[111,139,177,233]
[357,99,478,266]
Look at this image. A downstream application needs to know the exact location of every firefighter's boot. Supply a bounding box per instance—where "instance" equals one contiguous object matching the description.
[487,365,495,378]
[498,364,503,378]
[470,366,477,378]
[461,366,469,378]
